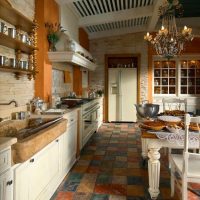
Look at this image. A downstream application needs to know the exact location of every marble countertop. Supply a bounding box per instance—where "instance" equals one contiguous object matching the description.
[0,137,17,151]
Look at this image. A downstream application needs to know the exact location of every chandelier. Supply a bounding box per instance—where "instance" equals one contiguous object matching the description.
[144,0,193,59]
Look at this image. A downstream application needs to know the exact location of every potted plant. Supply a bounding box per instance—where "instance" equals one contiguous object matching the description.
[45,22,66,51]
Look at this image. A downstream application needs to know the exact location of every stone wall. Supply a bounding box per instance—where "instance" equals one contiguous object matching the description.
[89,32,148,102]
[0,0,35,117]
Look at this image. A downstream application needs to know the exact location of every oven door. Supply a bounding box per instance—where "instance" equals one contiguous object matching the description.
[82,111,94,140]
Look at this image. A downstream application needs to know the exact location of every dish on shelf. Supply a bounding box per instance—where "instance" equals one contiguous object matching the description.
[189,123,200,131]
[159,110,186,116]
[166,125,182,133]
[139,120,166,131]
[158,115,181,123]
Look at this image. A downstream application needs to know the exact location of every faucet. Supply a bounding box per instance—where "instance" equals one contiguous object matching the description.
[0,99,18,107]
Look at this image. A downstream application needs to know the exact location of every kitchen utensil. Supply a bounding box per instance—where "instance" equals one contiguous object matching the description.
[135,103,160,118]
[8,28,16,38]
[0,55,7,66]
[10,58,16,68]
[0,22,7,33]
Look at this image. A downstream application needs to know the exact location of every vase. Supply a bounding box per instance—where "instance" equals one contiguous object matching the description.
[49,42,57,52]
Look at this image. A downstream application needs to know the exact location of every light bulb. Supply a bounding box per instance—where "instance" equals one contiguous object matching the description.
[147,32,150,36]
[184,26,187,30]
[161,26,165,30]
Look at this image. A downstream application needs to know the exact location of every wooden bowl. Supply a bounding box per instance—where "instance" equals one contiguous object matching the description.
[140,121,166,131]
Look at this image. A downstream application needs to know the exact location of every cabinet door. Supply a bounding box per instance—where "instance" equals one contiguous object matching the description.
[29,139,60,200]
[63,122,77,172]
[14,161,30,200]
[0,169,13,200]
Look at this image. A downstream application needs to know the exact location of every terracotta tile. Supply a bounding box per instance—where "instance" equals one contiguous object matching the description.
[116,156,127,162]
[112,168,127,176]
[76,181,95,193]
[109,194,126,200]
[72,165,88,173]
[81,173,97,183]
[87,166,101,174]
[112,176,127,185]
[93,155,104,160]
[55,191,74,200]
[81,155,94,160]
[73,192,92,200]
[94,184,127,195]
[127,185,144,196]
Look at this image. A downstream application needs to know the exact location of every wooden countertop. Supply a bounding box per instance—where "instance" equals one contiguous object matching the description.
[0,137,17,151]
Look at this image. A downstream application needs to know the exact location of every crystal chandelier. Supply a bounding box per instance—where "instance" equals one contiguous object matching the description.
[144,0,193,59]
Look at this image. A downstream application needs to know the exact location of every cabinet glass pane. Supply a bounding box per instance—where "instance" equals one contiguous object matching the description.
[154,69,160,77]
[169,78,175,86]
[154,87,161,94]
[161,87,168,94]
[169,87,175,94]
[181,60,187,68]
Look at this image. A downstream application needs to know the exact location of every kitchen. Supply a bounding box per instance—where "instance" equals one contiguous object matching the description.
[0,0,200,200]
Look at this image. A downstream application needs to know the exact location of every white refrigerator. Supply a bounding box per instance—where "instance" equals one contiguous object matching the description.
[108,68,137,122]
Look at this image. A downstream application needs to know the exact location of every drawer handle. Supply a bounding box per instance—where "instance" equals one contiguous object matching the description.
[30,158,34,163]
[7,180,13,186]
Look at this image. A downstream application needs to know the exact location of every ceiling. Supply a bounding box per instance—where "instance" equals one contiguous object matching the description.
[56,0,200,39]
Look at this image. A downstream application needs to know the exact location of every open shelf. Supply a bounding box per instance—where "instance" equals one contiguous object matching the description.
[0,0,34,33]
[0,33,37,54]
[0,66,37,80]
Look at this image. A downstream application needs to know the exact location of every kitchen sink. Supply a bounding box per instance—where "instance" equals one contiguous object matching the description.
[0,117,67,163]
[15,117,63,140]
[60,97,94,108]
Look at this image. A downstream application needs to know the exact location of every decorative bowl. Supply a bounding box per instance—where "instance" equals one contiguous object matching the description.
[135,103,160,118]
[158,115,181,124]
[166,125,182,134]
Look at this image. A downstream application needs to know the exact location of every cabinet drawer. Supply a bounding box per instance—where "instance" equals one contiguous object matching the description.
[0,148,11,174]
[63,111,78,126]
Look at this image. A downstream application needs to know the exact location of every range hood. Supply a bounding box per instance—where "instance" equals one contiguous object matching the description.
[48,33,97,71]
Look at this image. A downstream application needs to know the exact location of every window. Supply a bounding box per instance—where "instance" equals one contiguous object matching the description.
[153,57,200,96]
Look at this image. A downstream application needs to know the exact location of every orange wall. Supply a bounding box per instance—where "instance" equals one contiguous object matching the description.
[35,0,59,102]
[79,28,89,51]
[73,28,90,95]
[148,37,200,102]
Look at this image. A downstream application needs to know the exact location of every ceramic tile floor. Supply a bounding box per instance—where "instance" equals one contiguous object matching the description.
[51,123,200,200]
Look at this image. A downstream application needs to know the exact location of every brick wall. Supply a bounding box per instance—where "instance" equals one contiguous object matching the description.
[89,32,148,102]
[0,0,35,117]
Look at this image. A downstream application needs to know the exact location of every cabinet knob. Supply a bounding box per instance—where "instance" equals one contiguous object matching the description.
[71,119,74,122]
[7,180,13,186]
[56,139,59,142]
[30,158,34,163]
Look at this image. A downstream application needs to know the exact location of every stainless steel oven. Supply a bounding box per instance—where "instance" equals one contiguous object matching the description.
[82,101,100,146]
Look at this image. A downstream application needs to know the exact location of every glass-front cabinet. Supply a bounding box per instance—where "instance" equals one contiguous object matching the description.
[153,56,200,97]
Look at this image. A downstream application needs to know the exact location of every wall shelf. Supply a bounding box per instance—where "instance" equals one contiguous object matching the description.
[0,66,37,80]
[0,33,37,54]
[0,0,38,81]
[0,0,34,32]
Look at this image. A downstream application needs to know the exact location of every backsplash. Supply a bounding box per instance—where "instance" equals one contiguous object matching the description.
[52,63,73,97]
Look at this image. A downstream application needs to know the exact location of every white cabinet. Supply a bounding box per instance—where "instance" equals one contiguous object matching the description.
[14,137,61,200]
[62,110,78,173]
[14,110,78,200]
[0,169,13,200]
[0,145,14,200]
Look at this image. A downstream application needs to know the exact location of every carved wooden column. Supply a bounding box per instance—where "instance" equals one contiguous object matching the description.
[148,147,161,199]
